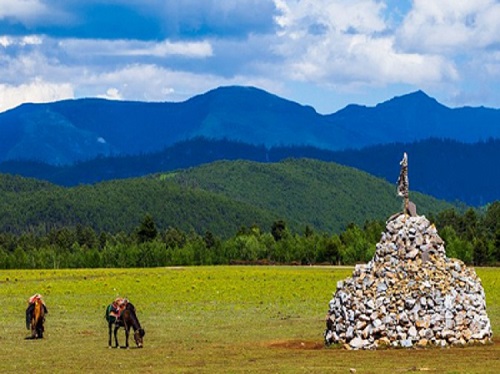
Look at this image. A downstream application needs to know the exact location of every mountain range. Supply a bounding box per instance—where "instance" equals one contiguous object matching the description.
[1,86,499,165]
[1,85,499,208]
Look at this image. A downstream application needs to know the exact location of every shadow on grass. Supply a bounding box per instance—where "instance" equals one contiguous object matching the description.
[265,337,498,351]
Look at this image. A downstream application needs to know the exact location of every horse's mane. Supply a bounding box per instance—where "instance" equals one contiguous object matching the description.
[124,303,142,331]
[126,302,136,313]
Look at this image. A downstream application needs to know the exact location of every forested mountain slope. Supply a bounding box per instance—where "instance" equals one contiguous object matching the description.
[0,159,453,237]
[159,158,452,233]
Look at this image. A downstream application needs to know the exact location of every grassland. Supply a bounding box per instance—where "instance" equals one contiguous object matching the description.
[0,266,498,373]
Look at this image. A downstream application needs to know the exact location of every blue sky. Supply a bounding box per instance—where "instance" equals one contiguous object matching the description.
[1,0,500,113]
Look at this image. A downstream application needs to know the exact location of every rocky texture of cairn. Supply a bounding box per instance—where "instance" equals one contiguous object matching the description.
[324,213,492,350]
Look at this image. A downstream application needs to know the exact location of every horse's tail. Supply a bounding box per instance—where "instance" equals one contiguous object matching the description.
[33,300,43,324]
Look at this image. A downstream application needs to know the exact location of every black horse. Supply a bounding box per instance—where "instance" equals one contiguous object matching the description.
[105,302,145,348]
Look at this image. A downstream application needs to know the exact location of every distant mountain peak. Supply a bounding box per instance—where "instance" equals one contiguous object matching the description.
[403,90,437,103]
[206,85,289,101]
[409,89,428,97]
[196,85,271,99]
[189,85,317,114]
[376,90,446,112]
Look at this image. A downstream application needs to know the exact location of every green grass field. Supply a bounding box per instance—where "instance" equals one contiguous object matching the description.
[0,266,498,373]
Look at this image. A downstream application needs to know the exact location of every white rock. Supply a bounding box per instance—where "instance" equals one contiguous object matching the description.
[349,337,367,349]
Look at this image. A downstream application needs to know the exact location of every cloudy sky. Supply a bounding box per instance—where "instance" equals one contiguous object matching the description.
[1,0,500,114]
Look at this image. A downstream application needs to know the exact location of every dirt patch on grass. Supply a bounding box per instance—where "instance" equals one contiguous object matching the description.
[265,339,325,350]
[79,330,97,336]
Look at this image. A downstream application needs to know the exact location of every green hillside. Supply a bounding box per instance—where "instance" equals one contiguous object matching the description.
[0,173,55,193]
[0,177,278,237]
[159,158,452,233]
[0,159,453,237]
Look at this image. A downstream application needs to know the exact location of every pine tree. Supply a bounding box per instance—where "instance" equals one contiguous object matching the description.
[136,214,158,243]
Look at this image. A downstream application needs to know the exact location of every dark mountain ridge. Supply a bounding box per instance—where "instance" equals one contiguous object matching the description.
[1,137,498,206]
[1,86,499,165]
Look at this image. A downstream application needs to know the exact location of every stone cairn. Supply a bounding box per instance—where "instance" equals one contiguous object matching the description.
[324,212,493,349]
[324,153,492,349]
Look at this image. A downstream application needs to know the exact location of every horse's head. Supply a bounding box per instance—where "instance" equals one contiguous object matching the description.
[134,328,145,348]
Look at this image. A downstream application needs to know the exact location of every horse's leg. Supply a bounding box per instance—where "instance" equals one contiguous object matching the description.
[30,320,36,339]
[124,325,130,349]
[37,321,44,339]
[114,324,120,348]
[108,322,112,348]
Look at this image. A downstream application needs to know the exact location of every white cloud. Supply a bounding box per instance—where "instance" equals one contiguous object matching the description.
[101,88,122,100]
[272,0,457,88]
[275,0,386,35]
[72,63,283,104]
[58,38,213,58]
[0,0,72,27]
[398,0,500,53]
[0,36,12,47]
[80,64,197,101]
[20,35,43,46]
[0,79,74,112]
[140,40,213,58]
[0,34,43,48]
[0,0,49,22]
[0,51,54,83]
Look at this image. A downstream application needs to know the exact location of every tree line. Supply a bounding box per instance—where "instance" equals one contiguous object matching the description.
[0,203,498,269]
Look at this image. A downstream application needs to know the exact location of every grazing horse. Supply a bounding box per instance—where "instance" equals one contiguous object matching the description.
[28,299,46,339]
[105,302,145,348]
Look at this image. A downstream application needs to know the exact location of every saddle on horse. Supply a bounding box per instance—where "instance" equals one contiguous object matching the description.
[106,297,129,323]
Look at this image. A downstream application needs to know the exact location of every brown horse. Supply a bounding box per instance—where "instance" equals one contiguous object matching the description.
[29,299,46,339]
[106,302,145,348]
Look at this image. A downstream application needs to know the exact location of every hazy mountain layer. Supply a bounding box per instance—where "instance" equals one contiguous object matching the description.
[1,138,497,206]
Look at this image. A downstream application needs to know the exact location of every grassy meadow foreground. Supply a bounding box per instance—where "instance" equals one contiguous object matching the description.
[0,266,498,373]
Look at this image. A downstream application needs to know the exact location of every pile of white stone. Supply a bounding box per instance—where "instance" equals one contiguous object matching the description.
[324,213,493,349]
